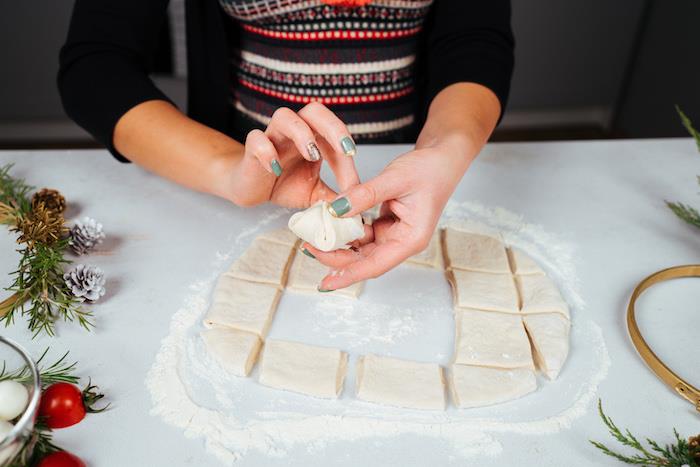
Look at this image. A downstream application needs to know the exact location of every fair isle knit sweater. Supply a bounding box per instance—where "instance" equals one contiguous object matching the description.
[220,0,433,142]
[58,0,514,161]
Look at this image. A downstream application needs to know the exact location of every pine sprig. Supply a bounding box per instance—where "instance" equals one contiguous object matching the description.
[668,106,700,230]
[0,348,80,387]
[590,400,697,466]
[2,238,93,338]
[0,163,33,223]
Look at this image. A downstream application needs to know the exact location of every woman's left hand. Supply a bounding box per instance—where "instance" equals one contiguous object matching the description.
[302,136,475,291]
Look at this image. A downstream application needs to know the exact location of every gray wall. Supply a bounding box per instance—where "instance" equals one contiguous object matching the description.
[0,0,687,143]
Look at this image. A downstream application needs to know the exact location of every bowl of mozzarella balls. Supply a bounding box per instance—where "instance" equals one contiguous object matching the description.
[0,336,41,467]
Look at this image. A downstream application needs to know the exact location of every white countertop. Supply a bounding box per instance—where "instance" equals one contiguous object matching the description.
[1,139,698,466]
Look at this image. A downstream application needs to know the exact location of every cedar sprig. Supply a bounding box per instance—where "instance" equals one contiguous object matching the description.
[0,163,33,224]
[590,400,697,466]
[0,347,80,388]
[2,238,93,338]
[667,106,700,229]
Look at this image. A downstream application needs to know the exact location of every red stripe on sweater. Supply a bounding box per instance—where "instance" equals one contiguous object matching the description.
[241,24,422,41]
[238,78,413,104]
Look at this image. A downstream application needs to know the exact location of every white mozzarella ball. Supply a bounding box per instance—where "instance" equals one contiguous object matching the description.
[0,381,29,421]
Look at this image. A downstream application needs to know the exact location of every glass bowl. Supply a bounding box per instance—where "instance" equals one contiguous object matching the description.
[0,336,41,467]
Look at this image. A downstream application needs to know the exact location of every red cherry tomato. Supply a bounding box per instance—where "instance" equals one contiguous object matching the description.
[39,383,86,429]
[37,451,86,467]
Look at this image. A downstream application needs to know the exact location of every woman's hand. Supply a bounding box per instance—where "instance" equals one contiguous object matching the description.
[229,102,359,209]
[302,135,476,291]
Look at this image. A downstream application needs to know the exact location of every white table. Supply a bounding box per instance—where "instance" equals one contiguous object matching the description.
[1,140,698,466]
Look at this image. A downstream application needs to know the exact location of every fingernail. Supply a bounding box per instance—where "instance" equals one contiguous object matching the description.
[301,247,315,259]
[307,142,321,161]
[317,286,334,293]
[270,159,282,177]
[329,197,351,217]
[340,136,356,157]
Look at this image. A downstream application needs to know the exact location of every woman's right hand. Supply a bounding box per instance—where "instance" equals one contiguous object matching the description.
[228,102,360,209]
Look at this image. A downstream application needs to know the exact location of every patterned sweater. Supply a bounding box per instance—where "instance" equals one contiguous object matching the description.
[220,0,434,142]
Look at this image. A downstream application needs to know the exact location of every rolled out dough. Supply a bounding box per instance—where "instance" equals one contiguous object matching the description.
[200,327,262,377]
[227,237,296,287]
[523,313,570,379]
[287,250,364,298]
[517,274,570,317]
[405,230,443,269]
[258,339,348,399]
[257,227,300,247]
[507,247,545,275]
[203,276,281,337]
[288,200,364,252]
[450,364,537,408]
[447,269,519,313]
[454,309,534,369]
[442,228,510,273]
[356,354,446,410]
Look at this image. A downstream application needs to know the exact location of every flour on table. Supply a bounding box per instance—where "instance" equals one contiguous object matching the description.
[146,200,610,465]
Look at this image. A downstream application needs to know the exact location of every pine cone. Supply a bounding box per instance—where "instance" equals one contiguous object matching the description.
[690,435,700,464]
[31,188,66,214]
[69,217,105,255]
[63,264,106,302]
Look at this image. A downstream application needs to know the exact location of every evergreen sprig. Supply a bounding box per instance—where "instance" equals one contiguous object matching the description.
[590,400,697,466]
[0,347,80,387]
[668,107,700,229]
[8,419,62,467]
[0,164,94,337]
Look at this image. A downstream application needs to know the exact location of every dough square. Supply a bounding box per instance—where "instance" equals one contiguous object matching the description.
[257,227,300,247]
[454,309,534,369]
[356,354,446,410]
[200,327,262,377]
[287,251,364,298]
[203,276,281,337]
[517,274,570,318]
[449,364,537,408]
[227,237,296,287]
[523,313,570,380]
[406,230,443,269]
[258,339,348,399]
[442,228,510,273]
[447,269,519,313]
[507,247,545,275]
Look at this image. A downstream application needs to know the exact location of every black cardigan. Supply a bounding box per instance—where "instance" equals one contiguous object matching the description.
[58,0,514,162]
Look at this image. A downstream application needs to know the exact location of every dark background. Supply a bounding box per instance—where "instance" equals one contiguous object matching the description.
[0,0,698,148]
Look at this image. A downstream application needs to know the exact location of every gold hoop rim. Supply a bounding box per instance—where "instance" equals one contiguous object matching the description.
[627,264,700,413]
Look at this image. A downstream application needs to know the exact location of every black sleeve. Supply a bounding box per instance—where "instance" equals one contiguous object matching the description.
[424,0,515,119]
[57,0,173,162]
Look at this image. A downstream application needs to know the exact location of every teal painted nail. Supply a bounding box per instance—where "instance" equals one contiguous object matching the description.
[340,136,356,157]
[317,286,334,293]
[329,197,351,217]
[270,159,282,177]
[301,247,315,259]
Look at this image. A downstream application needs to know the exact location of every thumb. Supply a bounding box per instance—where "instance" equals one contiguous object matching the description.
[328,170,403,218]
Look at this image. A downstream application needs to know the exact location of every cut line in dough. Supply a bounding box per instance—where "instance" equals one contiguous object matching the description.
[258,339,348,399]
[507,247,545,275]
[523,312,570,380]
[203,276,281,337]
[454,308,534,369]
[447,269,519,313]
[449,364,537,408]
[227,237,296,287]
[356,354,446,410]
[257,227,300,247]
[287,251,364,298]
[200,327,262,377]
[442,227,510,273]
[516,274,570,318]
